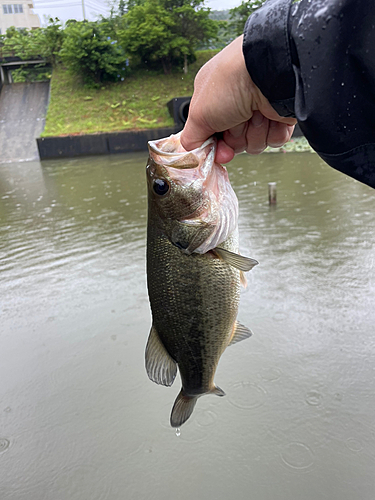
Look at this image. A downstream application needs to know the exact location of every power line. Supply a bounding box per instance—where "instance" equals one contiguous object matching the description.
[35,3,81,7]
[87,0,110,6]
[36,0,108,14]
[86,1,108,11]
[86,4,109,15]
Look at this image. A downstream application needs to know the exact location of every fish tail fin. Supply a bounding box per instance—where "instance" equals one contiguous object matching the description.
[170,390,198,428]
[170,386,226,427]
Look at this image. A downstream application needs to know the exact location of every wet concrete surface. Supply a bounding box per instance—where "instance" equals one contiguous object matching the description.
[0,82,49,162]
[0,152,374,499]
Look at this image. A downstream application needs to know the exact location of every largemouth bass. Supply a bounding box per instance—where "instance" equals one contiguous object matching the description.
[145,132,258,427]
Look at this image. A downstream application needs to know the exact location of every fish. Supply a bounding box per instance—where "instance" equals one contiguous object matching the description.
[145,132,258,428]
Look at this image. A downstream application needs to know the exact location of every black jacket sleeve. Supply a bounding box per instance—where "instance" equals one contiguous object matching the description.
[243,0,375,189]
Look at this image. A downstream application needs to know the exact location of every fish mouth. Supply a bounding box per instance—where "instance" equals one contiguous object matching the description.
[147,131,239,255]
[148,131,216,170]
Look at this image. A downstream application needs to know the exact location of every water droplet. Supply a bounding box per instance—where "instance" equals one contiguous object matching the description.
[175,428,181,437]
[346,438,363,452]
[228,382,267,410]
[305,390,322,406]
[281,442,314,471]
[0,438,10,453]
[273,311,287,322]
[259,367,282,382]
[196,410,217,427]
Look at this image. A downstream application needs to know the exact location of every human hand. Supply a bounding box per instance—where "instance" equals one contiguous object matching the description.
[180,36,297,163]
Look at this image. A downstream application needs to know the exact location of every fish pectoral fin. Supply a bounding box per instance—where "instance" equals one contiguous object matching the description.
[145,325,177,387]
[228,321,253,346]
[213,247,259,272]
[171,220,215,255]
[170,390,198,427]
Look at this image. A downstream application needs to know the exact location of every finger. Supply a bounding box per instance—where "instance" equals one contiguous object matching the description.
[244,111,269,154]
[221,123,248,155]
[286,124,295,141]
[215,139,235,164]
[266,121,293,148]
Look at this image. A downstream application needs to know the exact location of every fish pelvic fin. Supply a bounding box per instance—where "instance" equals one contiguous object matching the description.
[170,390,198,428]
[213,247,259,272]
[228,321,253,346]
[170,386,225,427]
[145,324,177,387]
[240,271,248,288]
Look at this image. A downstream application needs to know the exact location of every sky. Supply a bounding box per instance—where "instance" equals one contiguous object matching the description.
[32,0,241,26]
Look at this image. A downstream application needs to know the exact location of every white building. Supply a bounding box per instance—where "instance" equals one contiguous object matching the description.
[0,2,40,34]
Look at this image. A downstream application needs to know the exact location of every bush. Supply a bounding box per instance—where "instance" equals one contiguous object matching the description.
[60,21,128,87]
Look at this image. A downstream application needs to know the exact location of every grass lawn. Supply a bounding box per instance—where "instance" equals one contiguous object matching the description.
[42,50,219,137]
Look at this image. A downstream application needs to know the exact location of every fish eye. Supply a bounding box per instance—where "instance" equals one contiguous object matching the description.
[153,178,170,196]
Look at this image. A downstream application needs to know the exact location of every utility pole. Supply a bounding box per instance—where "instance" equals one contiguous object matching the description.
[82,0,86,19]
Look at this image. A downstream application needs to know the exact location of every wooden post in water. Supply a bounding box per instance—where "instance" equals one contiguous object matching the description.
[268,182,277,205]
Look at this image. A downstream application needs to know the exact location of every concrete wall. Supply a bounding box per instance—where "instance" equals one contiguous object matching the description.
[37,127,181,160]
[0,81,49,162]
[37,124,303,161]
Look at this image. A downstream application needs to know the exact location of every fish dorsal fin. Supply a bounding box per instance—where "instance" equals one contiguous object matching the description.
[170,390,198,427]
[228,321,253,346]
[213,247,259,272]
[145,325,177,387]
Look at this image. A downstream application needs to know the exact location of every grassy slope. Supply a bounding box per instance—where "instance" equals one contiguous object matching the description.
[42,50,219,137]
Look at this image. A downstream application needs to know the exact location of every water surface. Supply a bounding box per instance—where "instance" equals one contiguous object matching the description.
[0,152,374,499]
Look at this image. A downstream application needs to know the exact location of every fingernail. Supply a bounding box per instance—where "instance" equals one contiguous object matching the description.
[251,112,264,128]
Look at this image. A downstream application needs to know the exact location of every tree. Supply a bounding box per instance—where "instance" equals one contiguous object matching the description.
[41,18,65,66]
[229,0,264,37]
[120,0,218,74]
[167,0,218,73]
[60,21,127,86]
[118,0,126,15]
[119,0,176,74]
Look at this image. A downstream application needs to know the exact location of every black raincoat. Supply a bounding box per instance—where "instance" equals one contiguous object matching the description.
[243,0,375,189]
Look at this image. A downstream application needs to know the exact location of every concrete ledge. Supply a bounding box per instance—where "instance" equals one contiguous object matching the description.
[37,123,304,160]
[37,126,179,160]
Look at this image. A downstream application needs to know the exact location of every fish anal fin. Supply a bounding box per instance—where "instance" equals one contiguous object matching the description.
[213,247,259,272]
[228,321,253,346]
[145,325,177,387]
[170,390,198,427]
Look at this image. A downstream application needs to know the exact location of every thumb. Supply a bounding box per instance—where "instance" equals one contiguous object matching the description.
[180,116,214,152]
